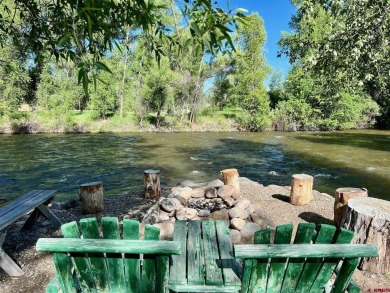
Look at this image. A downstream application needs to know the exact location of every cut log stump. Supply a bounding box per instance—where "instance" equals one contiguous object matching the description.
[290,174,313,206]
[144,169,161,199]
[334,187,368,227]
[79,181,104,214]
[220,168,240,196]
[341,197,390,274]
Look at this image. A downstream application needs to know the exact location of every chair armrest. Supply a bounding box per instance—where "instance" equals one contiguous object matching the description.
[46,274,60,293]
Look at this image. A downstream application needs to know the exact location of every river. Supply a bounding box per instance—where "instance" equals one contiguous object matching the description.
[0,130,389,202]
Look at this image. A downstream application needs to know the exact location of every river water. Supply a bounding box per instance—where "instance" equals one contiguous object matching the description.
[0,130,389,202]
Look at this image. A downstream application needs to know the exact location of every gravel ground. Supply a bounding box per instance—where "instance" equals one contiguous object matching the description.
[0,178,388,292]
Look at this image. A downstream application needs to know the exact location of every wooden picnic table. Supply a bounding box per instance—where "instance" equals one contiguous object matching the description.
[169,220,242,293]
[0,190,61,276]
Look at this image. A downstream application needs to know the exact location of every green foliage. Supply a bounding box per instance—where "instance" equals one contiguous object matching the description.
[272,67,379,131]
[279,0,390,127]
[0,43,30,118]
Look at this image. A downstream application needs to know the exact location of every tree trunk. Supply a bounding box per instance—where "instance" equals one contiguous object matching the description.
[220,168,240,195]
[334,187,368,227]
[341,197,390,274]
[144,170,161,199]
[79,181,104,214]
[290,174,313,206]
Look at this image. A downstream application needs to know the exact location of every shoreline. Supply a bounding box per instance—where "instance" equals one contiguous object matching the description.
[0,178,388,292]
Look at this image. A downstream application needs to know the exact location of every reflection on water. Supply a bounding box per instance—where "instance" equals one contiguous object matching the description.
[0,130,389,201]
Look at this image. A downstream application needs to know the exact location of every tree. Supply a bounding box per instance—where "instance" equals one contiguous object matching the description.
[268,69,286,109]
[279,0,390,127]
[231,13,271,131]
[0,0,248,93]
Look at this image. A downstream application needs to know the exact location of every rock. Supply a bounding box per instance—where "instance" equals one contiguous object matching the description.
[157,211,171,222]
[234,199,251,210]
[207,179,224,188]
[50,202,62,210]
[251,209,273,228]
[179,187,193,200]
[171,187,182,193]
[175,195,187,207]
[63,199,79,209]
[198,209,211,217]
[248,203,262,214]
[191,188,205,198]
[231,218,245,230]
[230,229,241,244]
[210,209,229,221]
[153,222,174,240]
[217,185,237,198]
[167,192,177,198]
[176,208,197,220]
[241,222,262,239]
[221,196,235,207]
[160,198,182,212]
[228,207,249,220]
[205,187,217,198]
[232,192,241,200]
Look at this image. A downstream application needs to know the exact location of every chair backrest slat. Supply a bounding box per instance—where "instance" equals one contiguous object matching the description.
[280,222,315,292]
[241,227,271,293]
[141,225,160,293]
[123,219,141,293]
[294,224,337,292]
[61,221,97,292]
[80,217,110,291]
[266,223,293,292]
[309,228,355,292]
[52,252,77,293]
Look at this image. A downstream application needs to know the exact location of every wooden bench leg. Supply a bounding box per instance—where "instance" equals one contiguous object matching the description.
[22,204,62,230]
[36,204,62,229]
[0,231,24,276]
[21,208,40,230]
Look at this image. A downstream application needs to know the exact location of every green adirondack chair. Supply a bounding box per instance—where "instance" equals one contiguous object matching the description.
[36,217,181,293]
[234,223,378,293]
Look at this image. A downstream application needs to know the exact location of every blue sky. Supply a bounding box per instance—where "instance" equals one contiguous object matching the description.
[220,0,296,80]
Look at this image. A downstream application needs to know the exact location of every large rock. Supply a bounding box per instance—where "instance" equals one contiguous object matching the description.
[217,185,236,198]
[241,222,262,240]
[228,207,249,220]
[198,209,211,217]
[176,208,197,220]
[235,199,251,210]
[179,187,193,200]
[230,229,241,244]
[221,196,235,207]
[175,195,188,207]
[153,222,175,240]
[160,198,183,212]
[210,209,230,221]
[230,218,245,230]
[191,188,205,198]
[205,187,217,198]
[157,211,170,222]
[207,179,224,188]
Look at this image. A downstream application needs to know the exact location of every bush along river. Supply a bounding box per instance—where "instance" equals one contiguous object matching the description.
[0,129,389,202]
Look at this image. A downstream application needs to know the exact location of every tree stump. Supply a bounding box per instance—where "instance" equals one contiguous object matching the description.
[144,169,161,199]
[290,174,313,206]
[341,197,390,274]
[79,181,104,214]
[334,187,368,227]
[220,168,240,195]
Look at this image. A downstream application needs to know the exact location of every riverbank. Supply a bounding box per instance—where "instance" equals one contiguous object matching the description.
[0,178,388,292]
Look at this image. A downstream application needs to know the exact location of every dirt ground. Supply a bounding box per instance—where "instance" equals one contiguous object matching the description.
[0,178,388,292]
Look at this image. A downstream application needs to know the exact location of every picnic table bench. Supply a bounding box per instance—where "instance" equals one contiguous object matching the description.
[0,190,61,276]
[169,220,242,292]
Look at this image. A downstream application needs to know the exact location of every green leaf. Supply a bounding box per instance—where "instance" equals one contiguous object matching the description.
[190,22,202,37]
[93,61,113,74]
[83,71,89,96]
[57,35,70,47]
